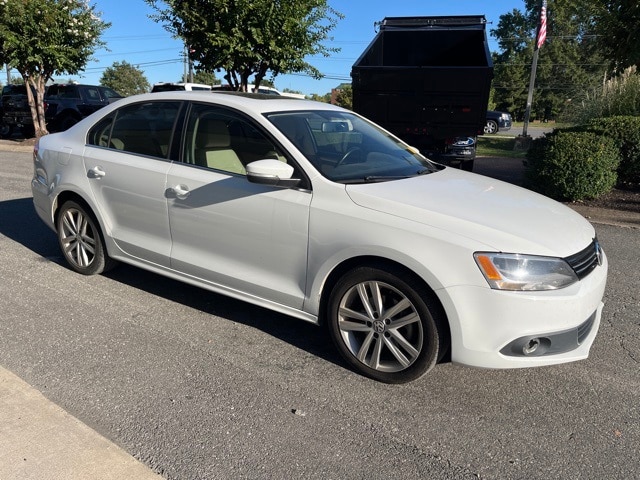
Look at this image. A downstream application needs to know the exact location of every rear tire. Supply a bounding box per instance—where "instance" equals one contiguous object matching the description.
[326,266,444,383]
[56,201,116,275]
[484,119,498,134]
[58,116,79,132]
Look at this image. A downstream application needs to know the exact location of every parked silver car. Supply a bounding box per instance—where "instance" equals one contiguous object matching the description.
[32,92,607,383]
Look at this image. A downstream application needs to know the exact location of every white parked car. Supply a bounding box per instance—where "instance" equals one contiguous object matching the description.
[31,92,607,383]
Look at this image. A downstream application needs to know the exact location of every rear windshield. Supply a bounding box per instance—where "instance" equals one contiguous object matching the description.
[2,85,27,96]
[152,84,186,92]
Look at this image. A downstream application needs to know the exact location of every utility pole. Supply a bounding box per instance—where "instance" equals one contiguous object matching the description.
[183,45,188,83]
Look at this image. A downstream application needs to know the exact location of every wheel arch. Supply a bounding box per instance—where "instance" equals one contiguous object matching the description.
[53,190,108,240]
[318,256,450,343]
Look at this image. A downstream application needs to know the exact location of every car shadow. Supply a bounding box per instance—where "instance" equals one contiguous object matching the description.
[0,197,60,259]
[103,262,344,370]
[0,196,347,372]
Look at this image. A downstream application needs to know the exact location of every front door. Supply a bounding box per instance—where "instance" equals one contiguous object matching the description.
[166,104,311,308]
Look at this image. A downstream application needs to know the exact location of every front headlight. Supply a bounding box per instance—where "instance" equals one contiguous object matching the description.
[474,252,578,291]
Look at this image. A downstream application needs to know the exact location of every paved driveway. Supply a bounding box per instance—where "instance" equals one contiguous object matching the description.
[1,149,638,479]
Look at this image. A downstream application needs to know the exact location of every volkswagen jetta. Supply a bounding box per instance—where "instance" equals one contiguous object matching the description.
[31,92,607,383]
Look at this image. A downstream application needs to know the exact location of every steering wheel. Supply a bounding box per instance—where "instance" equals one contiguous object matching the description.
[335,147,363,168]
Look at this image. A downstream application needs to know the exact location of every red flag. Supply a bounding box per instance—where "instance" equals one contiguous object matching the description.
[536,0,547,49]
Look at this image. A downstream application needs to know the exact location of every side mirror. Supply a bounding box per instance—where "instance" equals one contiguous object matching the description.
[246,159,300,188]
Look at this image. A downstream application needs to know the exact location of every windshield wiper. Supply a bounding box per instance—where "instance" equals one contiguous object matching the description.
[364,169,432,183]
[363,175,411,183]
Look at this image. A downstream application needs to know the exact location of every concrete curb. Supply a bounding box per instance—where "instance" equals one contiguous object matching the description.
[0,139,34,152]
[474,156,640,229]
[568,204,640,229]
[0,367,162,480]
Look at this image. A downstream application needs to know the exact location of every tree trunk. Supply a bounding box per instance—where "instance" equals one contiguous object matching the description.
[24,74,48,138]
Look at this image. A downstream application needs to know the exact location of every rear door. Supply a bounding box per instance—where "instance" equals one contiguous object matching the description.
[83,100,183,266]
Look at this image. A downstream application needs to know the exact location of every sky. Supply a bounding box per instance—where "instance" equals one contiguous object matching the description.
[16,0,526,95]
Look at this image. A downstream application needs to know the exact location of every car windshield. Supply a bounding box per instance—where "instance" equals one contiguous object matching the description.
[266,110,436,183]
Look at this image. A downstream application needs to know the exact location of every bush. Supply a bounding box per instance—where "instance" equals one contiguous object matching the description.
[586,116,640,186]
[565,66,640,124]
[525,131,620,201]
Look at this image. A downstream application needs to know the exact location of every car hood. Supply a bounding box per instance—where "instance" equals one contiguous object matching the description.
[345,168,595,257]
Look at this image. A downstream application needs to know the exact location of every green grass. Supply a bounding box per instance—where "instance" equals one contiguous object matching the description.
[476,135,528,158]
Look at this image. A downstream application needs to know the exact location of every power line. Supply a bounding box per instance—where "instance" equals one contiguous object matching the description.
[82,58,182,73]
[97,48,180,58]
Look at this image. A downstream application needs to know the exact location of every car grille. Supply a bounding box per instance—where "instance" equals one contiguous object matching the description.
[565,238,602,280]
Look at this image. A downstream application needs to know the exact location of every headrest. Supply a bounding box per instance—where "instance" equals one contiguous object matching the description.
[196,119,231,148]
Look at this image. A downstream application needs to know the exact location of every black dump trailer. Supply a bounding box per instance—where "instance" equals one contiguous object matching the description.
[351,16,493,170]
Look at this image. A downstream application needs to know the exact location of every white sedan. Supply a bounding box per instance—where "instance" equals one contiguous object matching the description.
[31,92,607,383]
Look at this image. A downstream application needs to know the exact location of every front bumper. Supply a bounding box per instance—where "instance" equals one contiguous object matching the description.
[3,114,33,127]
[440,251,607,369]
[498,119,512,131]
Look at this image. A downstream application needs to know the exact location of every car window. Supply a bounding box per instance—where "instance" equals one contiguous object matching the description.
[182,103,288,176]
[87,101,182,159]
[100,87,121,100]
[87,113,116,148]
[85,87,101,101]
[58,86,80,99]
[2,85,27,96]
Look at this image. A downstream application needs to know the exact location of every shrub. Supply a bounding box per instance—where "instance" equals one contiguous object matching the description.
[524,131,620,201]
[565,66,640,124]
[586,116,640,186]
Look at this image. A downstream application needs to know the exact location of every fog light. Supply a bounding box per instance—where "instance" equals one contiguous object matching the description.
[523,338,540,355]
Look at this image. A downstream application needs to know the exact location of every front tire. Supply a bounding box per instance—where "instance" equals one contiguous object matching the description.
[56,201,116,275]
[327,266,444,383]
[0,123,12,139]
[461,159,475,172]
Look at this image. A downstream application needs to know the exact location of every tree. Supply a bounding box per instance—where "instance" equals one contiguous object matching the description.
[146,0,342,92]
[100,61,150,97]
[0,0,109,137]
[592,0,640,71]
[491,0,606,121]
[191,70,219,86]
[309,92,331,103]
[333,84,352,110]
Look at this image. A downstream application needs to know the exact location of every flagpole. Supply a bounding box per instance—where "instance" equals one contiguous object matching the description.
[521,0,547,139]
[522,48,540,138]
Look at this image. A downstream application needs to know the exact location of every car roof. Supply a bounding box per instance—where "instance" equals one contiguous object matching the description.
[112,91,345,115]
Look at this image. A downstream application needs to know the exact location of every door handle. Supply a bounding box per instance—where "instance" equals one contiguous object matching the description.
[87,166,106,179]
[169,184,190,200]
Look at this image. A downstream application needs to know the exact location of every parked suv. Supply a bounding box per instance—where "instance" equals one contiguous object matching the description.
[45,84,122,132]
[1,84,36,138]
[485,110,512,134]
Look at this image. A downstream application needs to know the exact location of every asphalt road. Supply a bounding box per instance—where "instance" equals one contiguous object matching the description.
[1,150,638,479]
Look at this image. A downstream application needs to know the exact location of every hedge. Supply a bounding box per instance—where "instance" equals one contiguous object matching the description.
[524,130,620,201]
[586,116,640,186]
